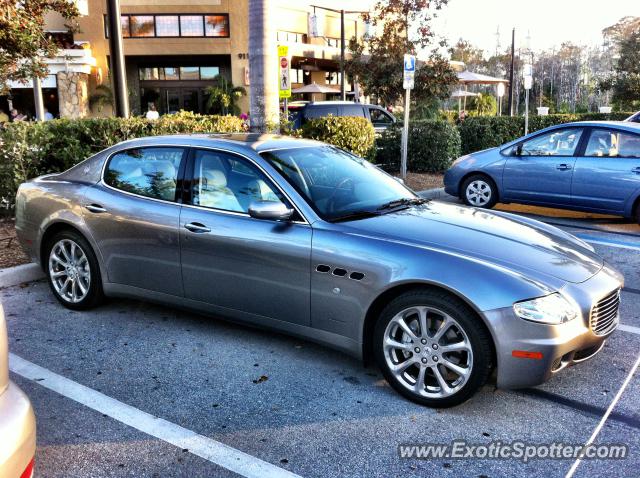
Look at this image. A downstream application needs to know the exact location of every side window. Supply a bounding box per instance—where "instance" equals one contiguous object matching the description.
[191,149,285,213]
[341,105,366,117]
[105,147,184,201]
[368,107,394,126]
[304,106,339,121]
[519,128,583,156]
[585,129,640,158]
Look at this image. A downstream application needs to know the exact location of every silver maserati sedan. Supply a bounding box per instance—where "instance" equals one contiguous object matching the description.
[15,134,623,407]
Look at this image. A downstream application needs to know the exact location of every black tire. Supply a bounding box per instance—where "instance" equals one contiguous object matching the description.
[373,289,493,408]
[460,174,498,209]
[635,202,640,226]
[45,229,104,310]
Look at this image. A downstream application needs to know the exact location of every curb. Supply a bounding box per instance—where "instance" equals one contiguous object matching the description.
[0,263,45,289]
[417,187,448,200]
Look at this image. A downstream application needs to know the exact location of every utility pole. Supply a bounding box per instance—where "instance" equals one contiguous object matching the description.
[106,0,129,117]
[249,0,279,132]
[507,28,515,116]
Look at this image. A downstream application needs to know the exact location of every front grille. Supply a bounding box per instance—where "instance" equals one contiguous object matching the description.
[590,289,621,336]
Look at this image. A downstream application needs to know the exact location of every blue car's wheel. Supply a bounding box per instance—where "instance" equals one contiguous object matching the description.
[461,174,498,209]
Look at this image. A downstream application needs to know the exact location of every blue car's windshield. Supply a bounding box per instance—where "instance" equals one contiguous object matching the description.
[261,146,418,221]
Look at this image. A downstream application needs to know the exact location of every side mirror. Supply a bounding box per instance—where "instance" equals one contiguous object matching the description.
[248,201,294,221]
[515,144,523,156]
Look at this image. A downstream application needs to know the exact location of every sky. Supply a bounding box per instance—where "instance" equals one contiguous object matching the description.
[429,0,640,55]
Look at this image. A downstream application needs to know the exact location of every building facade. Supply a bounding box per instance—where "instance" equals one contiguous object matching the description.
[3,0,373,119]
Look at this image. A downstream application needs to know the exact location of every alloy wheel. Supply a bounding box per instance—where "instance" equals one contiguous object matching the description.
[48,239,91,304]
[383,306,473,399]
[465,180,492,207]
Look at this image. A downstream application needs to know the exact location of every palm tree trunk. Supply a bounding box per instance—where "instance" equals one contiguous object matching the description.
[249,0,279,132]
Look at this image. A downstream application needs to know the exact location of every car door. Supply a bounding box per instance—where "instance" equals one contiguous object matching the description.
[502,127,585,205]
[179,148,312,326]
[82,145,187,296]
[367,106,395,133]
[571,127,640,213]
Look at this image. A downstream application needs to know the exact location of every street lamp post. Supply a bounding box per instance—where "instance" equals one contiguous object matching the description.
[106,0,129,117]
[311,5,368,101]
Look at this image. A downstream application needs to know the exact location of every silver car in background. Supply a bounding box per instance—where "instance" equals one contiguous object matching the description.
[0,303,36,478]
[16,134,623,407]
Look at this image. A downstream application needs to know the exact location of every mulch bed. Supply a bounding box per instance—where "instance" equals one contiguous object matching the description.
[393,172,444,192]
[0,220,30,269]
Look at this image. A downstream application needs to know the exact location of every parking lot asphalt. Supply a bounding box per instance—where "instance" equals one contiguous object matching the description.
[3,202,640,478]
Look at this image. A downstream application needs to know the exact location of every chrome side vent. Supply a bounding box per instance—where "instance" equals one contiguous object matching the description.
[332,268,347,277]
[316,264,331,273]
[349,272,365,281]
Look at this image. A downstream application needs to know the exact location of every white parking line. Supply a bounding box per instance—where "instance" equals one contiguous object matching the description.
[9,353,302,478]
[618,324,640,336]
[564,353,640,478]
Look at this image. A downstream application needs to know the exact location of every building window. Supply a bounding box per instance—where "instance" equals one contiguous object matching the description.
[138,66,222,81]
[205,15,229,37]
[326,37,340,47]
[105,14,230,38]
[200,66,220,80]
[103,15,131,37]
[130,15,155,37]
[179,66,200,80]
[180,15,204,36]
[291,68,304,84]
[155,15,179,37]
[326,71,341,85]
[277,31,308,43]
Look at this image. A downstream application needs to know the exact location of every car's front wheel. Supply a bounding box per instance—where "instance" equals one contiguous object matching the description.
[46,230,103,310]
[461,174,498,208]
[374,289,493,407]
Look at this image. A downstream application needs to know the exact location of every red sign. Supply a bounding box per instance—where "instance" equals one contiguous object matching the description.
[280,57,288,69]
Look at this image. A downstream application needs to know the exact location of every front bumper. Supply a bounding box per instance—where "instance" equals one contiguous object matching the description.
[486,263,623,389]
[0,381,36,478]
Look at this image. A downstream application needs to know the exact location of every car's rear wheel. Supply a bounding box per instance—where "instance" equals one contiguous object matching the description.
[461,174,498,208]
[635,202,640,225]
[373,289,493,407]
[46,230,103,310]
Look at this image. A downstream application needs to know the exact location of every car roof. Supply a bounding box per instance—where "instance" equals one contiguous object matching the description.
[115,133,322,153]
[499,120,640,148]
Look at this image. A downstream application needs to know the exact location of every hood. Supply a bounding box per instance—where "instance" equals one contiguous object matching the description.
[343,201,603,284]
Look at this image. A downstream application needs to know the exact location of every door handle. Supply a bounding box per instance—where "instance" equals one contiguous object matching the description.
[85,204,107,213]
[184,222,211,233]
[556,164,572,171]
[632,167,640,174]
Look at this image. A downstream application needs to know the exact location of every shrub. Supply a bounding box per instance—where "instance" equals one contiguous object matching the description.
[0,112,245,204]
[458,112,632,154]
[301,116,376,159]
[376,120,461,173]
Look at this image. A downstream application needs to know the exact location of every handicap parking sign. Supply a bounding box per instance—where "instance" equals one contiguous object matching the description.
[404,54,415,72]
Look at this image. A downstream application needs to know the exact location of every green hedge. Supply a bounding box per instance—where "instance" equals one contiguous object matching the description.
[0,112,245,203]
[376,120,462,173]
[301,116,376,159]
[458,112,632,155]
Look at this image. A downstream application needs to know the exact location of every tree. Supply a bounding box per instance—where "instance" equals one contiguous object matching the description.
[600,28,640,110]
[448,39,485,72]
[205,75,247,116]
[346,0,457,109]
[0,0,79,92]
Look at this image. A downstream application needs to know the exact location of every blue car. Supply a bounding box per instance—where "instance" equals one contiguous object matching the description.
[444,121,640,223]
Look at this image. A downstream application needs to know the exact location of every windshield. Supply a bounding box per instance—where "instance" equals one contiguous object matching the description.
[261,146,418,221]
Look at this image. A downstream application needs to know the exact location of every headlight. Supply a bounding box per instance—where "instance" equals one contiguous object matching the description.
[513,293,581,325]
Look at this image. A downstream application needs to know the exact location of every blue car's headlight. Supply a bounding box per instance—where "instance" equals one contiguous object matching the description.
[513,293,581,325]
